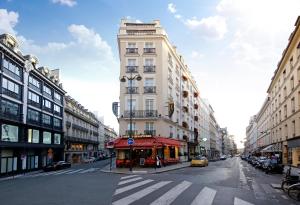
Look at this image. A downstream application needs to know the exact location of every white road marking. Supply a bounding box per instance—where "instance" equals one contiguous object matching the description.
[150,180,192,205]
[260,183,275,194]
[53,169,74,175]
[118,177,143,185]
[66,169,84,174]
[42,170,68,176]
[234,197,254,205]
[191,187,217,205]
[114,179,154,195]
[120,175,138,180]
[112,181,172,205]
[79,168,96,173]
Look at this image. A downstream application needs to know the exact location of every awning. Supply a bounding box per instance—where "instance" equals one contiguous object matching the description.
[261,145,273,153]
[113,137,182,149]
[287,137,300,148]
[261,143,282,153]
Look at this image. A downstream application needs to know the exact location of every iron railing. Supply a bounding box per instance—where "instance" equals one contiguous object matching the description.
[123,110,158,118]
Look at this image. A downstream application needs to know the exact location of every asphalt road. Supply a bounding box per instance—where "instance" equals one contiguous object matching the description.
[0,157,298,205]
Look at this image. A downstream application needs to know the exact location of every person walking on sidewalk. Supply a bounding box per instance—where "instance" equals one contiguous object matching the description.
[156,155,161,168]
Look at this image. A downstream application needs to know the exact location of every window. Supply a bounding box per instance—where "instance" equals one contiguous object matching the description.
[279,110,281,121]
[292,121,295,137]
[291,97,295,112]
[1,124,18,142]
[28,129,39,143]
[2,78,20,94]
[145,42,153,48]
[145,122,154,130]
[54,104,61,114]
[43,132,51,144]
[145,99,154,110]
[28,76,40,88]
[284,105,287,118]
[127,79,136,87]
[1,99,19,116]
[284,86,287,98]
[3,58,21,77]
[42,114,51,125]
[53,118,61,128]
[43,85,52,96]
[54,133,61,144]
[298,67,300,82]
[290,76,294,90]
[127,123,136,130]
[27,109,40,122]
[28,91,40,103]
[128,42,136,48]
[54,92,61,102]
[145,59,154,66]
[128,59,136,66]
[43,99,52,109]
[127,99,136,110]
[145,78,154,86]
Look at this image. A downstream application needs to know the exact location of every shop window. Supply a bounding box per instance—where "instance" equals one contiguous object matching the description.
[28,129,39,143]
[43,132,51,144]
[54,133,61,144]
[1,124,18,142]
[169,146,176,158]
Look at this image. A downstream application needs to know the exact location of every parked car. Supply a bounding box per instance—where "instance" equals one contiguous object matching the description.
[263,158,284,174]
[191,156,209,167]
[43,161,71,172]
[220,155,227,160]
[255,157,267,169]
[83,157,96,163]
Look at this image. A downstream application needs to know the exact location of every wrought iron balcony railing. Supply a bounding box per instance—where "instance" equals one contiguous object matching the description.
[144,65,155,73]
[144,86,156,93]
[126,66,138,73]
[122,110,158,118]
[126,87,139,94]
[125,130,138,136]
[143,48,156,54]
[126,48,138,54]
[144,130,156,136]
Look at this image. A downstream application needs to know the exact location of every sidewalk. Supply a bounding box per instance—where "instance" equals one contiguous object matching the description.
[100,161,191,174]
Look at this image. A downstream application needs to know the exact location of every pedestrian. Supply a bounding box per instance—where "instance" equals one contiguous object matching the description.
[156,155,161,168]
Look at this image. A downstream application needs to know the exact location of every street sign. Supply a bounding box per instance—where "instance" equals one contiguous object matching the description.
[127,138,134,145]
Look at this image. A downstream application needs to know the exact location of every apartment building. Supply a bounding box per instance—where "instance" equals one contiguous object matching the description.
[0,33,66,176]
[115,20,202,166]
[246,115,258,154]
[64,96,99,163]
[267,16,300,166]
[199,98,210,156]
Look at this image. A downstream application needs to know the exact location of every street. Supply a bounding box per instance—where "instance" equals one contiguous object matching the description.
[0,157,298,205]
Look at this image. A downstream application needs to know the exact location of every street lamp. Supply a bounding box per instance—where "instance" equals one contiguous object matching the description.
[120,72,142,171]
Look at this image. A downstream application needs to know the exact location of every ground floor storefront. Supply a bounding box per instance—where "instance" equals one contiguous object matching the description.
[0,146,63,177]
[114,136,182,168]
[287,137,300,167]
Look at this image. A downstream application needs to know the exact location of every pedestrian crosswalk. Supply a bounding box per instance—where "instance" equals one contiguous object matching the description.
[22,167,100,178]
[113,175,256,205]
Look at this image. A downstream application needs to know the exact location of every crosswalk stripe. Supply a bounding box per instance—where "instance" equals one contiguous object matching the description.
[112,181,172,205]
[43,170,67,176]
[118,177,143,185]
[79,168,96,173]
[191,187,216,205]
[150,180,192,205]
[53,169,74,175]
[114,179,154,195]
[234,197,254,205]
[120,175,138,180]
[66,169,84,174]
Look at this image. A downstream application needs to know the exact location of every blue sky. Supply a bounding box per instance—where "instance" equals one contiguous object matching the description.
[1,0,299,148]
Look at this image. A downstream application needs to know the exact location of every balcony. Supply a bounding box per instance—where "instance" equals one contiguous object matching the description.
[126,66,138,73]
[126,48,138,54]
[143,48,156,54]
[144,86,156,93]
[122,110,158,118]
[2,88,21,100]
[183,90,188,98]
[144,65,155,73]
[126,87,139,94]
[125,130,138,136]
[0,109,22,122]
[144,130,156,136]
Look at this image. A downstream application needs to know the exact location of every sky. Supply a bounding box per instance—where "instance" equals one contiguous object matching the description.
[0,0,299,148]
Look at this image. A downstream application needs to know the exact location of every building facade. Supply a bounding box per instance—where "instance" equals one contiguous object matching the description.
[246,115,258,154]
[256,97,271,150]
[199,98,210,156]
[64,96,99,163]
[116,19,203,166]
[0,33,66,176]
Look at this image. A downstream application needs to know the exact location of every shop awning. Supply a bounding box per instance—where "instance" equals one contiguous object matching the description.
[261,145,273,153]
[261,143,282,153]
[113,137,182,149]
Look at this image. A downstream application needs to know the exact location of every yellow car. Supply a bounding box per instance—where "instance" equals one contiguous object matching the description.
[191,156,209,167]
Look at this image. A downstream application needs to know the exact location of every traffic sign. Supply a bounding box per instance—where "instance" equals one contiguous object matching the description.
[128,138,134,145]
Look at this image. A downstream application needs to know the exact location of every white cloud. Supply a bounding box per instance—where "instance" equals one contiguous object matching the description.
[168,3,177,13]
[174,14,182,19]
[185,16,227,40]
[191,51,204,59]
[0,9,18,35]
[52,0,77,7]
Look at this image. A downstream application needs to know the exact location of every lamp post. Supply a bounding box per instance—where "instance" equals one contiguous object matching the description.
[120,71,142,171]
